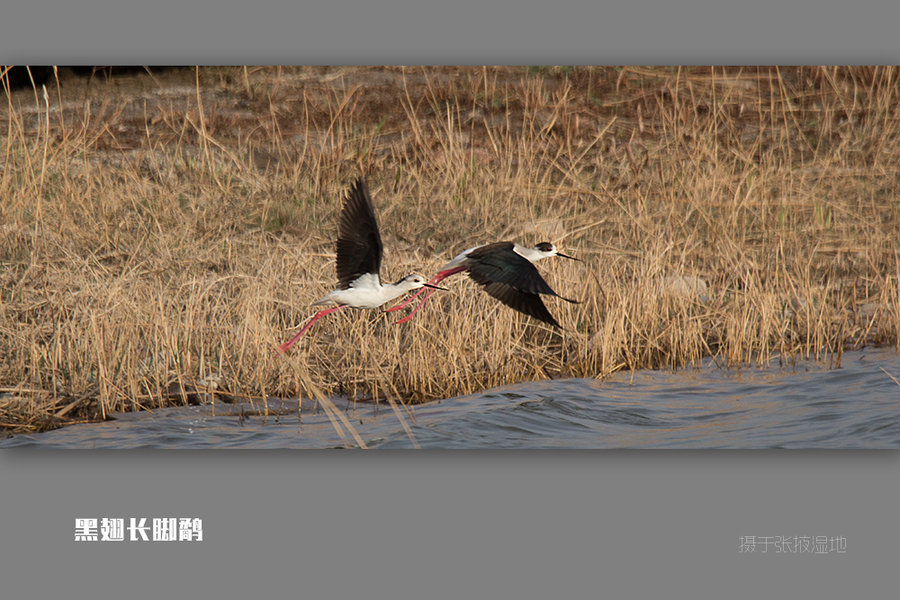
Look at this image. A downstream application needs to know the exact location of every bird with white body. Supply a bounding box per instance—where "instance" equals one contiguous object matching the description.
[277,178,446,353]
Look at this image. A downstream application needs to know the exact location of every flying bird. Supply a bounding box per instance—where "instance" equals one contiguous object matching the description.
[277,178,446,352]
[386,241,580,328]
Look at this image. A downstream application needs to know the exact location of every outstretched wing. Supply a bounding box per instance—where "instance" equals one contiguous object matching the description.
[477,281,562,328]
[336,178,383,289]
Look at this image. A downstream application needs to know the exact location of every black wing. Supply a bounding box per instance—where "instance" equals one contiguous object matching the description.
[464,243,562,327]
[466,242,576,301]
[477,281,562,328]
[336,178,383,289]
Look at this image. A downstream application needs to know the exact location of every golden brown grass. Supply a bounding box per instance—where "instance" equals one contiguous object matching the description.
[2,65,899,434]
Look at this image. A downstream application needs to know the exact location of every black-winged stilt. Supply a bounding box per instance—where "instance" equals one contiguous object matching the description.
[386,241,580,328]
[277,178,446,352]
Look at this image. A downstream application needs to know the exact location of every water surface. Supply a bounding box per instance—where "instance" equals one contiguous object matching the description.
[3,349,899,449]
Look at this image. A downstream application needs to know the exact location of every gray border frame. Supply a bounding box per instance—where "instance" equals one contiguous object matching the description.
[2,1,900,64]
[2,1,899,598]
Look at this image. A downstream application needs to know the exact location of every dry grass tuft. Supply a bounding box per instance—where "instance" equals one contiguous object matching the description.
[2,66,899,433]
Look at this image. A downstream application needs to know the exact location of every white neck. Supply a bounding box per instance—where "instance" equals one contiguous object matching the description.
[513,244,551,263]
[379,280,420,303]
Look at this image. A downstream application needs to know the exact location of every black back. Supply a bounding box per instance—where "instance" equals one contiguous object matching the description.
[335,178,383,289]
[466,242,558,296]
[465,242,564,328]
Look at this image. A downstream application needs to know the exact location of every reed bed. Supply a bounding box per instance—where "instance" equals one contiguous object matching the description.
[1,65,899,434]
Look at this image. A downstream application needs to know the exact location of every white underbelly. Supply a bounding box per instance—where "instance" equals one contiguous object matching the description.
[327,288,388,308]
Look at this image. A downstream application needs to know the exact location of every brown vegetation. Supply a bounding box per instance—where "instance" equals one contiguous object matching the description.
[2,66,899,434]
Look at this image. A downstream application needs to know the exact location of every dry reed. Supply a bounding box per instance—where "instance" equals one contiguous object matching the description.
[1,66,899,434]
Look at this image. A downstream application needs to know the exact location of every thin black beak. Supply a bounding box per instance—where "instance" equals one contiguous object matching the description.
[556,252,581,262]
[423,283,449,291]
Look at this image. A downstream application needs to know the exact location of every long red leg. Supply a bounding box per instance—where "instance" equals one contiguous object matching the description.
[394,266,467,325]
[384,269,453,312]
[384,286,427,313]
[394,288,438,324]
[276,305,345,353]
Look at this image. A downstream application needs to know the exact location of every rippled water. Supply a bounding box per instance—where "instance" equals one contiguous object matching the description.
[4,349,900,449]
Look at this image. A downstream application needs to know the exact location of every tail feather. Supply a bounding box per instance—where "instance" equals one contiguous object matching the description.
[311,294,332,306]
